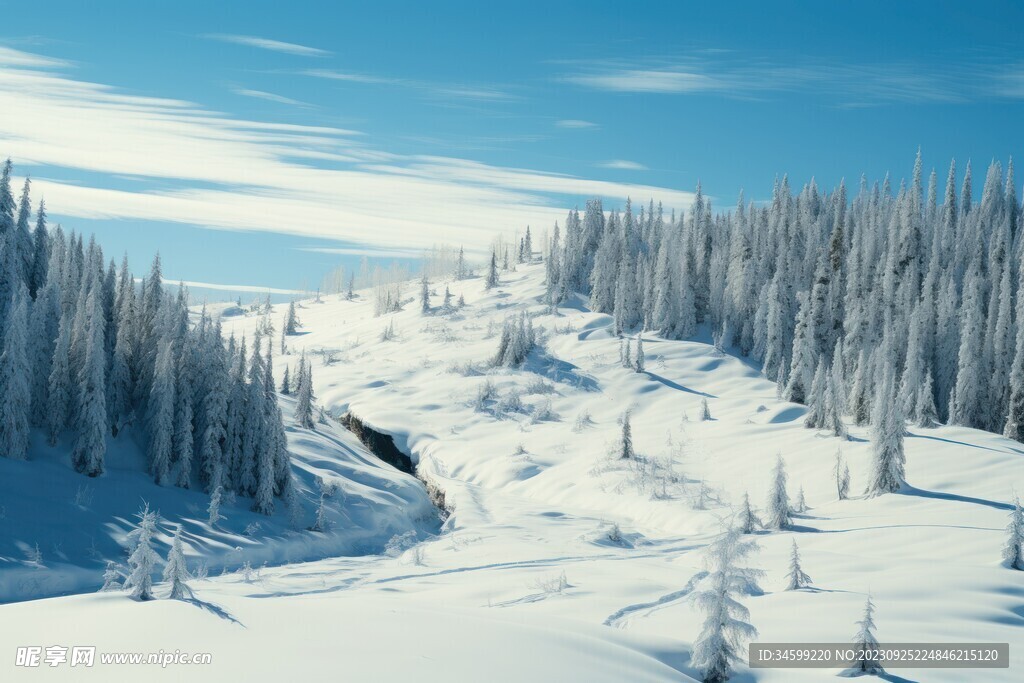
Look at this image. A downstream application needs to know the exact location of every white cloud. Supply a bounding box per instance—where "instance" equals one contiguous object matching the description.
[0,46,695,256]
[562,55,1024,104]
[300,69,515,101]
[597,160,647,171]
[204,34,329,57]
[555,119,599,129]
[231,88,310,107]
[569,69,722,94]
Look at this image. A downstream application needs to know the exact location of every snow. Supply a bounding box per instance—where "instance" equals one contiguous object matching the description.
[0,397,439,603]
[3,261,1024,681]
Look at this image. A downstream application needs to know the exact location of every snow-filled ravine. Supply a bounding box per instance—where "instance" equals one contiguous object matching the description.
[3,261,1024,682]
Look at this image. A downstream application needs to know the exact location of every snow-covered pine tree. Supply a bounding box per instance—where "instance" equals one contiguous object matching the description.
[172,334,194,489]
[634,334,645,373]
[163,526,193,600]
[699,397,712,421]
[619,411,635,460]
[794,486,807,513]
[784,539,811,590]
[100,561,123,592]
[765,455,792,530]
[784,292,815,405]
[847,596,883,675]
[690,527,762,683]
[71,285,107,476]
[0,287,30,460]
[455,246,467,280]
[284,301,300,335]
[295,355,315,430]
[1004,495,1024,570]
[835,449,851,500]
[147,340,176,485]
[420,273,430,314]
[280,365,291,395]
[124,503,160,601]
[207,485,223,527]
[46,314,73,446]
[198,328,228,492]
[803,359,827,429]
[866,369,906,496]
[485,250,499,290]
[736,492,762,534]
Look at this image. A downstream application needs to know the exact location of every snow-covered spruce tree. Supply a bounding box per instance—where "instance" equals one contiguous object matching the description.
[835,450,851,500]
[619,411,635,460]
[620,337,631,369]
[163,526,193,600]
[147,340,176,485]
[764,455,792,530]
[100,561,123,592]
[794,486,807,513]
[848,350,871,427]
[866,370,906,496]
[455,245,467,280]
[785,539,811,590]
[492,313,535,367]
[736,492,762,534]
[847,596,883,675]
[198,327,228,492]
[207,485,223,527]
[699,397,712,421]
[1004,495,1024,570]
[485,249,499,290]
[280,365,291,395]
[690,527,762,683]
[284,301,300,335]
[634,334,645,373]
[420,272,430,314]
[295,354,315,430]
[443,285,453,311]
[803,359,827,429]
[124,503,160,601]
[71,285,107,476]
[0,287,30,460]
[46,314,73,445]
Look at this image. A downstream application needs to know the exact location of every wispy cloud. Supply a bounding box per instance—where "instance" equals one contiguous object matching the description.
[556,119,599,129]
[0,46,694,257]
[230,87,311,108]
[597,160,647,171]
[300,68,517,102]
[562,54,1024,105]
[204,33,329,57]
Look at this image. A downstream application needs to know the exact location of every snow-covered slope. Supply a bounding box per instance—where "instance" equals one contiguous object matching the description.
[4,261,1024,681]
[0,397,439,603]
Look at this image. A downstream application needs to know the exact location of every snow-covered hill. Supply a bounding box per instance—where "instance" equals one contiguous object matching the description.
[0,397,439,603]
[4,261,1024,681]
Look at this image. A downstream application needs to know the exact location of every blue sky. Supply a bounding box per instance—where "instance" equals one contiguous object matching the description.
[1,1,1022,298]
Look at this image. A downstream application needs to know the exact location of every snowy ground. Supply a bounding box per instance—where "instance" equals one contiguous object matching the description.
[0,398,439,603]
[3,261,1024,681]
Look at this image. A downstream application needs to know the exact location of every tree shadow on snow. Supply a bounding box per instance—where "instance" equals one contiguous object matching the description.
[906,432,1017,456]
[183,597,245,628]
[896,484,1013,512]
[641,371,717,398]
[522,352,600,392]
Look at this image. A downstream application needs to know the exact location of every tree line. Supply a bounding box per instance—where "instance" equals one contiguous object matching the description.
[0,160,293,515]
